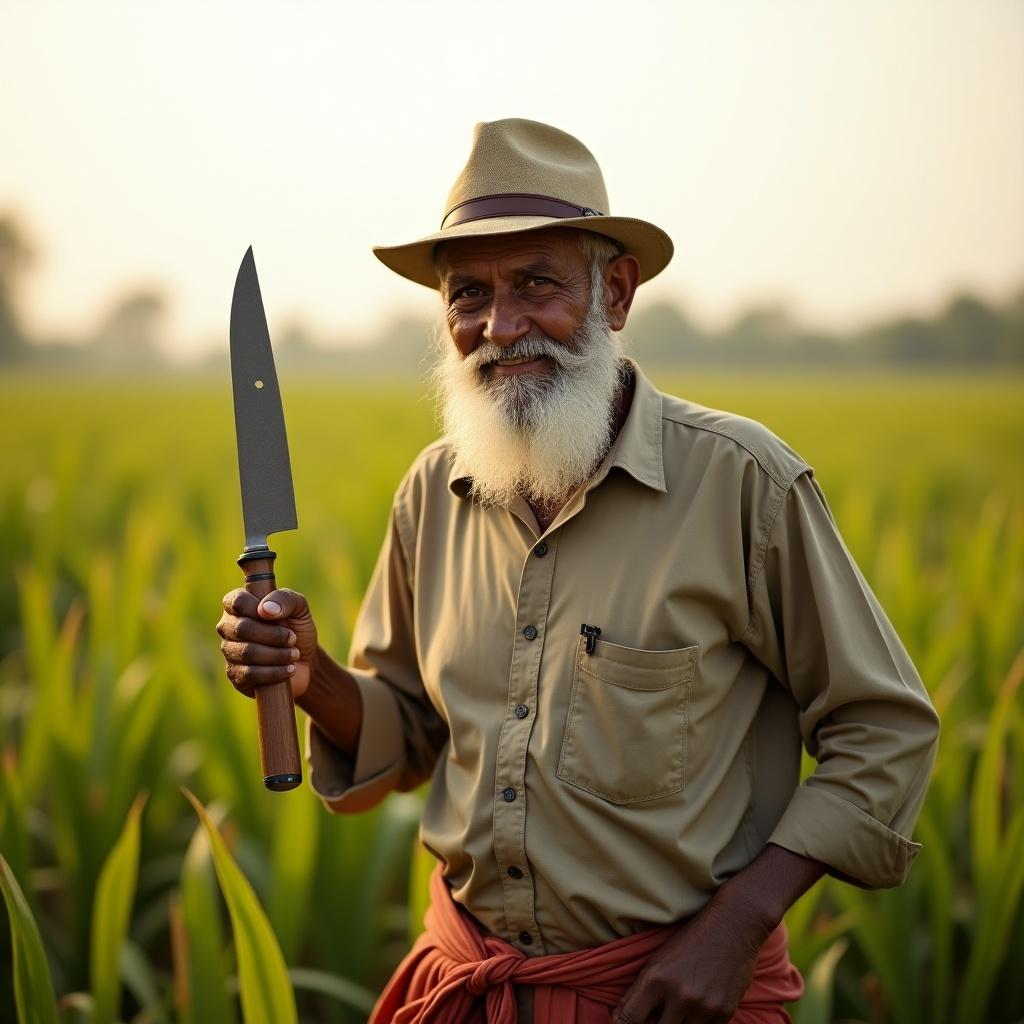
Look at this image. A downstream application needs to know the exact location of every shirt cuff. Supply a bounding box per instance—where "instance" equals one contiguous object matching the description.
[767,783,922,889]
[304,668,405,814]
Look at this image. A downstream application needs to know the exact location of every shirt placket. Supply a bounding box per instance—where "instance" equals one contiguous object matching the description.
[492,529,559,953]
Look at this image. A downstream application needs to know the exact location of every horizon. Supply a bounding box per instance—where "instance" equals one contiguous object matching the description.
[2,0,1022,361]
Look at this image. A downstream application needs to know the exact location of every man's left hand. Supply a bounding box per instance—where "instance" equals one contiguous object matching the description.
[612,843,826,1022]
[611,894,772,1024]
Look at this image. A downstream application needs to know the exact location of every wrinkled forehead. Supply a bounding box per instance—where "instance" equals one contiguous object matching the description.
[434,227,588,279]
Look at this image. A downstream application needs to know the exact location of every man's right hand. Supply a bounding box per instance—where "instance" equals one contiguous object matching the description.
[216,588,319,700]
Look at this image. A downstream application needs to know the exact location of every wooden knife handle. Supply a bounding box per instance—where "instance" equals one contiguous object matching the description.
[237,547,303,792]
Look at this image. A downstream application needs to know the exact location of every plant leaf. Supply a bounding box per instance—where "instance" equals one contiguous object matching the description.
[90,791,147,1024]
[955,808,1024,1024]
[917,810,953,1024]
[970,650,1023,894]
[267,776,319,963]
[0,852,60,1024]
[175,807,238,1024]
[287,968,376,1014]
[181,787,297,1024]
[792,938,848,1024]
[120,937,171,1024]
[0,748,34,925]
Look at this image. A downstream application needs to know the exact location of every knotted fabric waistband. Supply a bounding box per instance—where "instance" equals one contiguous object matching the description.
[368,863,805,1023]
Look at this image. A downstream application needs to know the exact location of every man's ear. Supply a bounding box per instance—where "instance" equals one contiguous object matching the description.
[603,254,641,331]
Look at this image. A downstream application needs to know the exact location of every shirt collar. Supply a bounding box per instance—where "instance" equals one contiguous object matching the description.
[599,358,667,493]
[446,356,666,498]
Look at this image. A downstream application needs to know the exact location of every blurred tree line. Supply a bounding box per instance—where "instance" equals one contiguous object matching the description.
[1,211,1022,375]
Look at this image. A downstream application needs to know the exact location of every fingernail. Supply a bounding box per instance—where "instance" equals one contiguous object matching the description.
[262,601,281,615]
[286,664,296,673]
[290,648,300,660]
[287,631,297,645]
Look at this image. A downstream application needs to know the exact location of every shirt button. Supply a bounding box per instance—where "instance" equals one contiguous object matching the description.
[523,624,538,641]
[502,787,517,802]
[507,865,523,879]
[514,704,529,719]
[519,931,533,945]
[534,542,548,557]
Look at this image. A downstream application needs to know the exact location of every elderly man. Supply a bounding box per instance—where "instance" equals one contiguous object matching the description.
[216,119,940,1023]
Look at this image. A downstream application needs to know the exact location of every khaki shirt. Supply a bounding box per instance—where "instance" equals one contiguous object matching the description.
[304,358,940,955]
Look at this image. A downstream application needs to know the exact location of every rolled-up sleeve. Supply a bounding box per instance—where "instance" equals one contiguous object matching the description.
[305,486,449,814]
[739,467,941,888]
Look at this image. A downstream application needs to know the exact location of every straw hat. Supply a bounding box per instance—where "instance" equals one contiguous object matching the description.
[373,118,674,290]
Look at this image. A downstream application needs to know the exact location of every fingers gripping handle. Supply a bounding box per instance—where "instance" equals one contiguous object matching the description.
[238,547,303,792]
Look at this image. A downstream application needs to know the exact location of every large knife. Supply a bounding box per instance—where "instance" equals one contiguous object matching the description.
[229,246,302,792]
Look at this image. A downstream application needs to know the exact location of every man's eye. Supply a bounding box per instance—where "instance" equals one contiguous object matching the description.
[452,286,483,301]
[528,277,553,287]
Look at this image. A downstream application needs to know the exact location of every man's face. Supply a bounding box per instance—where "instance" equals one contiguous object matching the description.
[438,227,595,371]
[429,229,627,508]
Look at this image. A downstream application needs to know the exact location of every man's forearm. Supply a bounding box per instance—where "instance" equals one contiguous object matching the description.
[294,644,363,759]
[706,842,827,938]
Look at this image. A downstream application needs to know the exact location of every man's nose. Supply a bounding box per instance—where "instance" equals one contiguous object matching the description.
[483,294,530,348]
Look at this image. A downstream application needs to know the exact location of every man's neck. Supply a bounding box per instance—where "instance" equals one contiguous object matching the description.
[526,363,636,532]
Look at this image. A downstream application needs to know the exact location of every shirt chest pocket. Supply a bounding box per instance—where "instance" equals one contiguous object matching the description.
[556,636,699,805]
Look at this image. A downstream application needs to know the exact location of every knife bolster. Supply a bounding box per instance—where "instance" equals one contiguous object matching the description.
[238,547,278,591]
[238,546,277,564]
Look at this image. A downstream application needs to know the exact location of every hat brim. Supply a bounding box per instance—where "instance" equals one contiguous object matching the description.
[372,215,673,290]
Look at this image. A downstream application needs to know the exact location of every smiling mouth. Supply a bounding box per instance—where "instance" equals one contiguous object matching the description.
[495,355,540,365]
[488,355,553,376]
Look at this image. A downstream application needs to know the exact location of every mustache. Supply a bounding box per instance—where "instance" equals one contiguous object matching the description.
[462,334,581,375]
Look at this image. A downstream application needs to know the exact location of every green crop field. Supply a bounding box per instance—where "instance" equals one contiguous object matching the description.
[1,368,1022,1024]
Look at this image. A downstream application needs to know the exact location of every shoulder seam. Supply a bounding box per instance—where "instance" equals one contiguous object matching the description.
[661,410,808,489]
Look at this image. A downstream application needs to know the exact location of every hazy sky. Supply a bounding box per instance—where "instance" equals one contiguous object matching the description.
[3,0,1022,360]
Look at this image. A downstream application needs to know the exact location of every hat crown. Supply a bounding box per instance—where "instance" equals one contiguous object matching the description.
[444,118,610,221]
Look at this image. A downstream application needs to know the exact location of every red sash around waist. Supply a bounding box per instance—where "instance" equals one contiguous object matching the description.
[369,863,804,1024]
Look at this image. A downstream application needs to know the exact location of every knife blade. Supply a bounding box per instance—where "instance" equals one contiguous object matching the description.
[229,245,302,792]
[231,246,298,548]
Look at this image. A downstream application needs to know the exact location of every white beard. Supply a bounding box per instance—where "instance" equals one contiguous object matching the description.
[430,297,626,509]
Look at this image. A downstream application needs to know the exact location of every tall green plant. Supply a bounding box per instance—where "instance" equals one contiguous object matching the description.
[182,788,298,1024]
[173,803,237,1024]
[90,792,147,1024]
[0,854,60,1024]
[955,652,1024,1024]
[2,372,1023,1023]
